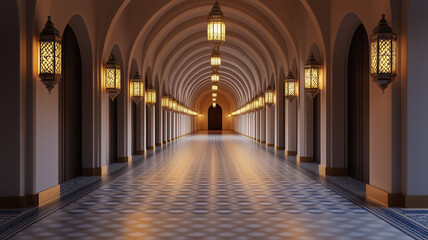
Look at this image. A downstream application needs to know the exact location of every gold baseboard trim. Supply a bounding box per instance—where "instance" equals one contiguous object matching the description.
[266,143,274,147]
[156,143,162,147]
[0,185,60,208]
[405,195,428,208]
[136,150,146,155]
[256,139,260,142]
[147,146,156,151]
[82,165,108,176]
[38,185,60,206]
[168,139,172,142]
[275,146,285,150]
[162,141,167,144]
[319,165,348,176]
[297,156,314,163]
[285,151,297,156]
[366,184,403,207]
[117,156,132,163]
[260,141,266,144]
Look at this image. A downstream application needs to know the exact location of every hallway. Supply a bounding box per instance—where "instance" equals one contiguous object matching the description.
[11,132,412,239]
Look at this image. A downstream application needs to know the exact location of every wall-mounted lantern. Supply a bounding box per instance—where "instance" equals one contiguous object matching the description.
[172,99,178,112]
[212,84,218,91]
[370,14,397,91]
[304,54,320,99]
[211,68,220,82]
[207,1,226,46]
[265,85,275,107]
[39,16,62,93]
[130,71,144,104]
[212,92,217,97]
[146,85,156,107]
[161,95,170,110]
[285,71,298,102]
[253,98,259,111]
[104,53,121,100]
[213,102,217,108]
[258,94,265,109]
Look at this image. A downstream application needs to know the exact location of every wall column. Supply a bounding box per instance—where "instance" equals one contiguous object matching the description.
[260,107,266,143]
[255,110,260,141]
[135,102,146,155]
[266,106,275,147]
[155,93,162,146]
[285,101,297,156]
[275,80,285,150]
[147,106,155,150]
[163,109,168,144]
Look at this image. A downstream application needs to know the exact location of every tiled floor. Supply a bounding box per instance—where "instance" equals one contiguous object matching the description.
[6,132,426,239]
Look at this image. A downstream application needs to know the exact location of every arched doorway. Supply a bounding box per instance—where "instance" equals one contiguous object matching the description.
[109,98,118,163]
[59,25,83,182]
[314,94,321,164]
[208,105,222,130]
[347,24,369,183]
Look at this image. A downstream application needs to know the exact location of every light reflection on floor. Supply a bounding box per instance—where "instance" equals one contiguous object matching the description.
[13,132,412,240]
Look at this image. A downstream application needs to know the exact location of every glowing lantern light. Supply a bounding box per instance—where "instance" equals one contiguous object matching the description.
[265,85,275,107]
[212,84,218,91]
[130,71,144,104]
[213,102,217,108]
[253,98,259,111]
[207,1,226,46]
[146,85,156,107]
[213,98,217,102]
[211,46,221,67]
[161,95,170,110]
[212,92,217,97]
[211,68,220,82]
[104,53,121,100]
[39,16,62,93]
[370,14,397,91]
[285,71,298,102]
[304,55,320,99]
[258,95,265,108]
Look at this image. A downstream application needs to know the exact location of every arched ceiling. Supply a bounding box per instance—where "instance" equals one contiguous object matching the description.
[103,0,318,110]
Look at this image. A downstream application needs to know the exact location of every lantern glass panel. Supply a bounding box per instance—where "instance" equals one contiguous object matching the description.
[212,93,217,97]
[258,96,265,107]
[212,85,218,91]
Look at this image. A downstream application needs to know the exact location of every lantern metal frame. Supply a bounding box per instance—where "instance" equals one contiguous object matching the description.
[161,95,170,110]
[304,55,320,99]
[39,16,62,93]
[285,71,298,102]
[370,14,397,91]
[104,53,121,100]
[211,46,221,67]
[258,94,265,109]
[265,85,275,107]
[207,1,226,46]
[211,68,220,82]
[130,71,144,104]
[145,85,156,107]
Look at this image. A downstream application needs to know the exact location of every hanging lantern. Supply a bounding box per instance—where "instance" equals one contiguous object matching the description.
[146,85,156,107]
[258,95,265,109]
[207,1,226,46]
[104,53,121,100]
[161,95,170,110]
[130,71,144,104]
[304,55,320,99]
[212,92,217,97]
[212,84,218,91]
[285,71,298,102]
[211,68,220,82]
[211,46,221,67]
[213,102,217,108]
[213,98,217,102]
[265,85,275,107]
[370,14,397,91]
[39,16,62,93]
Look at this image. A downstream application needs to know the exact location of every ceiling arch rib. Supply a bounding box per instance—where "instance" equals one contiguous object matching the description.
[104,0,308,110]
